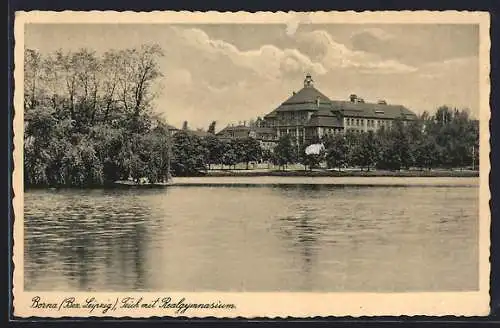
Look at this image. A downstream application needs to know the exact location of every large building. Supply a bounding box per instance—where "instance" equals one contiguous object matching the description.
[262,74,417,145]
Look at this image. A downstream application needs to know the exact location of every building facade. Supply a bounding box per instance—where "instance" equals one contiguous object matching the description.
[262,74,417,145]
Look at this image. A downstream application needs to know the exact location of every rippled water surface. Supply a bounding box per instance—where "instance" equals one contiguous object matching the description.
[24,177,479,292]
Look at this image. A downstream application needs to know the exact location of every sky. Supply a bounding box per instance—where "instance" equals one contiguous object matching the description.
[24,23,479,130]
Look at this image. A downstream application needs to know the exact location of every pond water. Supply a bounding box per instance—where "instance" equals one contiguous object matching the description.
[24,177,479,292]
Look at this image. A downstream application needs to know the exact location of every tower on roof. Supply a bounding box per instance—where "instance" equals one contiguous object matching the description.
[304,73,314,88]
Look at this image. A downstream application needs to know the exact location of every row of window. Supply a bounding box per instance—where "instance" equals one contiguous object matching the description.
[279,112,308,121]
[346,118,393,127]
[267,117,406,129]
[346,129,367,134]
[322,128,342,135]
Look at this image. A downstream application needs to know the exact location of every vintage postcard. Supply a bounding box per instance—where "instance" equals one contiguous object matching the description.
[12,10,491,318]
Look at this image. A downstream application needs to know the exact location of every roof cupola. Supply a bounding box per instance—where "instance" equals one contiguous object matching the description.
[304,73,314,88]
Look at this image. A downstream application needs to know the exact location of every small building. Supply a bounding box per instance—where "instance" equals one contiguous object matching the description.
[216,123,277,150]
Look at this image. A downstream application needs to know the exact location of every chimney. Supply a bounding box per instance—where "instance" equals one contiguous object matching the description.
[243,120,246,127]
[357,98,365,103]
[350,94,357,103]
[292,91,296,96]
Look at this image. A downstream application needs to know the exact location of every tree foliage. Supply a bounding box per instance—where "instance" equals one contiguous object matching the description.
[23,45,169,186]
[273,134,297,170]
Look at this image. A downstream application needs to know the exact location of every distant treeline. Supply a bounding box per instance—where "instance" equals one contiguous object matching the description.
[173,106,479,174]
[304,107,479,171]
[23,46,479,187]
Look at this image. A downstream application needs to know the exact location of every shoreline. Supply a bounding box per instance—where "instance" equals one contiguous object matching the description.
[24,169,479,190]
[203,169,479,178]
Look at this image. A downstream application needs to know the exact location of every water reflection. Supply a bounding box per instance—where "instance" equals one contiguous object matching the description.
[24,183,479,292]
[24,189,165,291]
[280,205,323,282]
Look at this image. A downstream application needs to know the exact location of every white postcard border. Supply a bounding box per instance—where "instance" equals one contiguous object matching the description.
[12,10,491,318]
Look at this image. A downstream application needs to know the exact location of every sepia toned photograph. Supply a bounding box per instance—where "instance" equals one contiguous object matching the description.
[12,11,490,318]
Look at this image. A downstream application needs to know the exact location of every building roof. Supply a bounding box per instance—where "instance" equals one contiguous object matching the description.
[275,102,332,112]
[216,125,250,140]
[264,110,278,118]
[273,86,332,113]
[331,100,416,120]
[281,86,332,105]
[305,114,343,128]
[217,125,251,134]
[253,127,275,134]
[267,74,416,121]
[216,124,276,140]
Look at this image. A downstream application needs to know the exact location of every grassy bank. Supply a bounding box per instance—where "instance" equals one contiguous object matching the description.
[25,168,479,190]
[203,169,479,178]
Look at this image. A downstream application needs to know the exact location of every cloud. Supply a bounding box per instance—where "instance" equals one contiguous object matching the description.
[418,56,478,79]
[157,26,477,128]
[350,28,396,53]
[170,26,326,81]
[357,28,395,41]
[285,13,312,36]
[350,25,479,67]
[168,68,192,86]
[296,30,417,74]
[24,24,480,128]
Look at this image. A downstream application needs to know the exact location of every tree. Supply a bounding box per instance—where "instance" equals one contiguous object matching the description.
[221,141,237,169]
[230,139,247,169]
[375,127,401,171]
[357,131,379,171]
[204,134,224,169]
[23,44,169,187]
[324,134,348,170]
[239,138,262,169]
[207,121,217,134]
[171,131,207,176]
[261,148,273,168]
[413,134,439,170]
[24,49,43,110]
[273,135,296,170]
[345,131,362,169]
